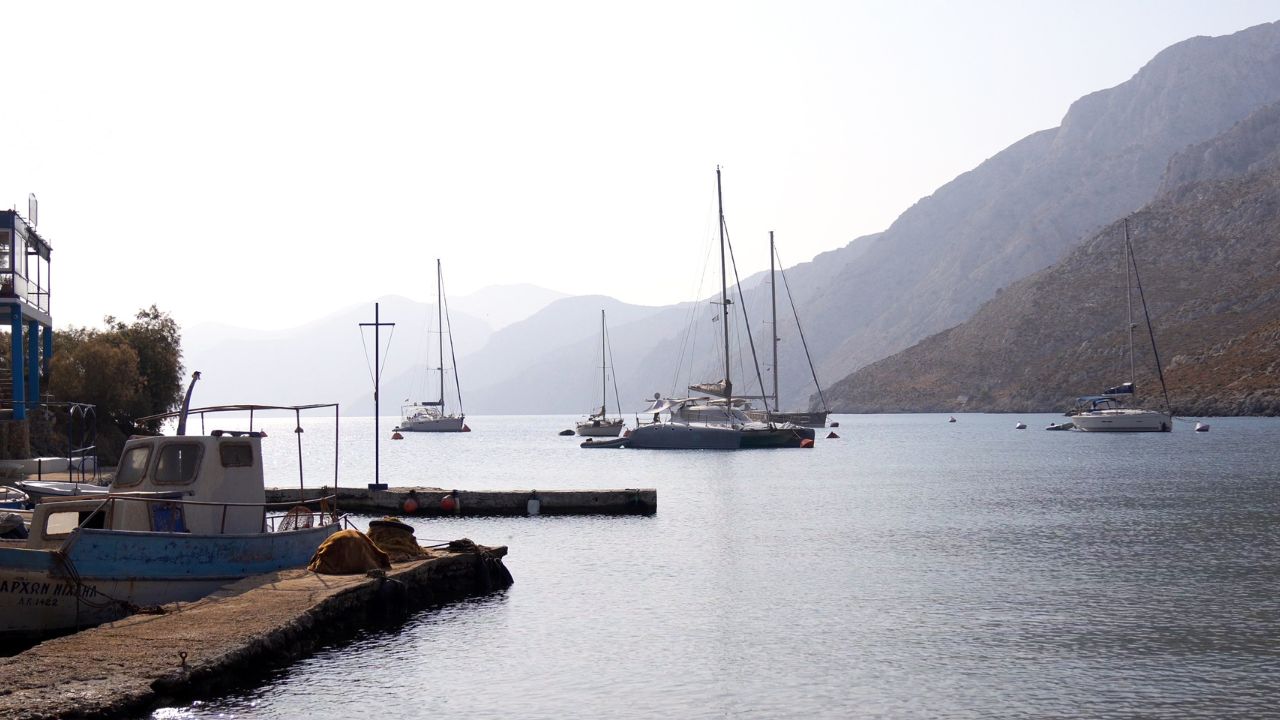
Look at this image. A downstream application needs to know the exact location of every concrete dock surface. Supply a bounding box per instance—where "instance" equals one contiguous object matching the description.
[0,542,511,720]
[267,485,657,516]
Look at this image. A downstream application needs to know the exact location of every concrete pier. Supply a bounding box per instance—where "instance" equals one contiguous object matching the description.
[0,541,512,720]
[267,485,657,516]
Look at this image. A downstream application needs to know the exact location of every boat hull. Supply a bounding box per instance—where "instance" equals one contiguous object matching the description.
[1071,409,1171,432]
[744,410,828,428]
[625,423,743,449]
[575,420,624,437]
[398,416,467,432]
[740,425,817,448]
[15,480,109,504]
[0,523,339,641]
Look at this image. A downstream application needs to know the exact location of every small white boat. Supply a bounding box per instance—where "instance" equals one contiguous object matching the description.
[1014,422,1027,430]
[1045,421,1075,431]
[1195,422,1210,432]
[13,479,109,504]
[399,259,469,434]
[0,486,29,510]
[576,310,626,438]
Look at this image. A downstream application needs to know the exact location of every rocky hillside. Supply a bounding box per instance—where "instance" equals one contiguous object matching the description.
[802,21,1280,395]
[824,99,1280,416]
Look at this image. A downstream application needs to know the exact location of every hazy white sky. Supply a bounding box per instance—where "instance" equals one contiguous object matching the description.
[3,1,1277,331]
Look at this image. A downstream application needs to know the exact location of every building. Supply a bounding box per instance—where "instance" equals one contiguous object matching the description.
[0,209,52,421]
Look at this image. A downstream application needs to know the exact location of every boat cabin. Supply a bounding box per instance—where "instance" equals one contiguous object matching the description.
[109,432,267,534]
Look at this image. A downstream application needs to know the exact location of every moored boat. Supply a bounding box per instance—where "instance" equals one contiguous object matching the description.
[398,259,469,433]
[0,375,346,643]
[576,310,626,438]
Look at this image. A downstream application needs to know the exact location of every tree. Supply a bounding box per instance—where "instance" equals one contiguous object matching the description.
[46,306,185,461]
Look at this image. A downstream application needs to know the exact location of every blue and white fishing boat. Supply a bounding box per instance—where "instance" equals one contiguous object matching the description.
[0,375,345,642]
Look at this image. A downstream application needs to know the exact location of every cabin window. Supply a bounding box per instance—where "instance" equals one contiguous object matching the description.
[43,510,82,537]
[114,446,152,487]
[220,442,254,468]
[154,443,202,485]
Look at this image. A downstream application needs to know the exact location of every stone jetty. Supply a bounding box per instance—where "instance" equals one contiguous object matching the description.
[267,485,657,516]
[0,541,511,720]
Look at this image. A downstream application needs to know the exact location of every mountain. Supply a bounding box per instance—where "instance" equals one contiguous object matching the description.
[449,284,568,331]
[824,99,1280,416]
[387,294,673,415]
[802,21,1280,395]
[182,295,493,411]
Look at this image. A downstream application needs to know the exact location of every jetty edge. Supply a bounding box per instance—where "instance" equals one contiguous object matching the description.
[0,541,512,720]
[267,485,657,516]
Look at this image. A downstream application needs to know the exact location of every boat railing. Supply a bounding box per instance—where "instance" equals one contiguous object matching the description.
[54,493,343,537]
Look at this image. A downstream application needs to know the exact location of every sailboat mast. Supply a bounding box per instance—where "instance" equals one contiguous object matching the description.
[717,166,732,404]
[1124,219,1136,384]
[437,259,445,410]
[770,230,779,414]
[600,309,607,415]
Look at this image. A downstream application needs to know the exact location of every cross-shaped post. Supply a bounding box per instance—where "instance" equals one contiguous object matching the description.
[360,302,395,490]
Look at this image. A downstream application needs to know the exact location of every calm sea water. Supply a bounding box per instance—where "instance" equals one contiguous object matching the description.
[152,413,1279,719]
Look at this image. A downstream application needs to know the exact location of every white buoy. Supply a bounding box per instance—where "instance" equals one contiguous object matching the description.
[1015,422,1027,430]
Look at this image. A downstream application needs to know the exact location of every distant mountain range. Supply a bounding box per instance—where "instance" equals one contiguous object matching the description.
[181,22,1280,417]
[826,97,1280,415]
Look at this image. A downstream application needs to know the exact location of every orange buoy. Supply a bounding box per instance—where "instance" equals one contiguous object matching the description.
[402,496,419,513]
[391,431,404,440]
[827,431,840,439]
[800,438,815,448]
[440,494,457,512]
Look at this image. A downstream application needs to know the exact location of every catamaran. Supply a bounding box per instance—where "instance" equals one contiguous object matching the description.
[625,168,815,450]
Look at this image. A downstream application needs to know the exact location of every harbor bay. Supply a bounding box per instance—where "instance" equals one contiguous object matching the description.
[153,413,1280,719]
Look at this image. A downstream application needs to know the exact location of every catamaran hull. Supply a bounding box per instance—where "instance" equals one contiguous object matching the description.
[0,523,339,641]
[740,426,817,448]
[1071,410,1172,432]
[398,417,467,432]
[625,424,743,449]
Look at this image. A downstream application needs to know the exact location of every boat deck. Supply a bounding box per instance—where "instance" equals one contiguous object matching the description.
[0,542,511,719]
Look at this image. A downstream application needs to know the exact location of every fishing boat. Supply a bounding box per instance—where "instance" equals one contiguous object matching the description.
[576,310,625,438]
[743,231,830,428]
[626,168,815,450]
[0,373,345,642]
[398,259,469,433]
[1070,218,1172,433]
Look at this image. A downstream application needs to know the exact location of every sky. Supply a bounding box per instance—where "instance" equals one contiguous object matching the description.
[3,1,1278,332]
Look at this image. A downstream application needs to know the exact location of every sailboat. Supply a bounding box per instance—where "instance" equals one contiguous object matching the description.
[625,168,816,450]
[744,231,830,428]
[1070,218,1172,432]
[576,310,625,437]
[398,259,469,433]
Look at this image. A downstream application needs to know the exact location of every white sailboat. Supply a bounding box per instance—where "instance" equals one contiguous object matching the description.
[1070,218,1173,432]
[399,260,469,433]
[625,168,815,450]
[576,310,625,438]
